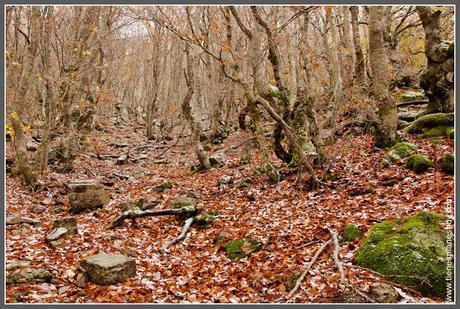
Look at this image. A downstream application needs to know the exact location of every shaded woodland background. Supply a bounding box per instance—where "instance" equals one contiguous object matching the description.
[5,5,455,304]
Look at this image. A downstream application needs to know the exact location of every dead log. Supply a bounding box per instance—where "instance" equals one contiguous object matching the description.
[396,99,429,108]
[109,206,197,229]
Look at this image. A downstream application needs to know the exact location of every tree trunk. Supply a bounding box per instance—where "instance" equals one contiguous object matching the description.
[350,6,365,86]
[182,43,211,171]
[341,6,356,87]
[416,6,454,113]
[368,6,398,148]
[11,7,41,186]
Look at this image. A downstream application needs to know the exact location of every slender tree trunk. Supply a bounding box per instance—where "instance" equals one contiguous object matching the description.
[182,43,211,170]
[350,6,365,86]
[368,6,397,148]
[341,6,356,87]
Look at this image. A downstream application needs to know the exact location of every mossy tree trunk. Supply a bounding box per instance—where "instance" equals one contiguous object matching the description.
[416,6,454,113]
[368,6,398,148]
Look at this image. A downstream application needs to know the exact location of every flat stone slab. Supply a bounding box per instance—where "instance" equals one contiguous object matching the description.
[80,253,136,285]
[6,268,52,284]
[68,179,104,193]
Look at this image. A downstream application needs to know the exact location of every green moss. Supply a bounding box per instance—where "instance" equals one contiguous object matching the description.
[224,237,261,261]
[381,159,391,168]
[406,154,434,173]
[428,137,442,145]
[285,271,302,291]
[169,197,195,209]
[440,153,454,174]
[421,126,452,138]
[214,232,230,244]
[446,127,454,139]
[387,142,417,161]
[355,212,448,298]
[399,91,425,102]
[404,113,454,134]
[342,224,363,242]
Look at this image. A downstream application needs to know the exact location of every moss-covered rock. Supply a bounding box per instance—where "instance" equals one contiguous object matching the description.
[387,142,417,162]
[381,159,391,168]
[399,91,425,102]
[440,153,454,174]
[342,224,363,242]
[355,212,449,298]
[151,180,172,193]
[421,125,454,138]
[404,113,454,134]
[224,237,261,260]
[285,271,302,292]
[214,231,230,244]
[194,211,217,228]
[169,197,195,209]
[406,154,434,173]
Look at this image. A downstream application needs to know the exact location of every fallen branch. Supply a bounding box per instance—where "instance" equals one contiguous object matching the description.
[287,239,332,299]
[162,217,194,253]
[396,99,428,108]
[328,229,346,286]
[109,206,197,229]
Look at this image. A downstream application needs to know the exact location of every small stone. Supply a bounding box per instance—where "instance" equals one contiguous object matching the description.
[151,180,172,193]
[218,175,233,185]
[369,284,399,303]
[6,214,21,225]
[80,252,136,285]
[32,205,46,214]
[247,190,256,201]
[41,197,53,205]
[116,153,129,165]
[153,158,169,165]
[75,272,87,288]
[6,261,31,271]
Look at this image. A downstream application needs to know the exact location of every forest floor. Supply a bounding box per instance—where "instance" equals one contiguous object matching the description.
[5,117,454,303]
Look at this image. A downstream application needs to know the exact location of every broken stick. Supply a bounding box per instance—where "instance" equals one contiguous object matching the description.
[287,239,332,299]
[328,228,346,286]
[162,217,195,253]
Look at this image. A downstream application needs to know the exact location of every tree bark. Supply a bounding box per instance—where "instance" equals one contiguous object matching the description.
[368,6,398,148]
[350,6,365,86]
[416,6,454,113]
